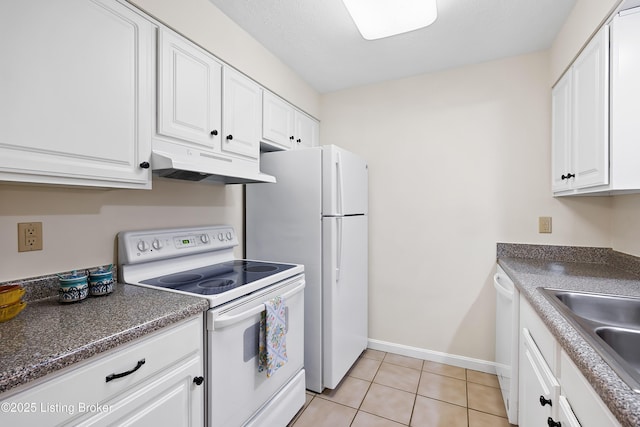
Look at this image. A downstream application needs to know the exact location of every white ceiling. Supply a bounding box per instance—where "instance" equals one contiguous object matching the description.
[209,0,577,93]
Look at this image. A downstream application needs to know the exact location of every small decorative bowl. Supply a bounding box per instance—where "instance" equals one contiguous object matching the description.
[0,300,27,322]
[89,266,114,296]
[58,271,89,303]
[0,285,25,306]
[59,283,89,303]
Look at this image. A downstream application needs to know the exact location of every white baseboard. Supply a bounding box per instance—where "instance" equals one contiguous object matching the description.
[367,338,497,374]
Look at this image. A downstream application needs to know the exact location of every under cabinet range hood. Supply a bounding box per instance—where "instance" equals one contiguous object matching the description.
[150,148,276,184]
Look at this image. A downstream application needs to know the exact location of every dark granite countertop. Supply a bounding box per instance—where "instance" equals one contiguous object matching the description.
[497,244,640,427]
[0,283,209,395]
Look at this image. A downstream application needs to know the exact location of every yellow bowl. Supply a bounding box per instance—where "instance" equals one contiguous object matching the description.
[0,300,26,323]
[0,285,25,306]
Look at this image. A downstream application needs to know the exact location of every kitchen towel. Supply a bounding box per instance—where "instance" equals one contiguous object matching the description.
[258,296,287,377]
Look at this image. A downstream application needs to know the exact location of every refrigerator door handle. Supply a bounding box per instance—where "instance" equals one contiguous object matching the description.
[336,151,344,216]
[336,217,343,283]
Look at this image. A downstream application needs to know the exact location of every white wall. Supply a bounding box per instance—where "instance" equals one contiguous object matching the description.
[550,0,620,84]
[0,0,320,283]
[320,51,611,361]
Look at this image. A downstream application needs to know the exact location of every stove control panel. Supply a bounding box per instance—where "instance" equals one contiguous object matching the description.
[118,225,238,265]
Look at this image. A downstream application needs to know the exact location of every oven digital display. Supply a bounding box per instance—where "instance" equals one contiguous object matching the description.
[175,236,195,249]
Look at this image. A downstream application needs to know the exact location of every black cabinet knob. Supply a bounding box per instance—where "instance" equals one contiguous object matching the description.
[290,136,295,140]
[561,173,576,180]
[547,417,561,427]
[193,376,204,386]
[226,135,233,140]
[297,139,301,143]
[139,161,150,169]
[539,395,552,407]
[210,130,218,136]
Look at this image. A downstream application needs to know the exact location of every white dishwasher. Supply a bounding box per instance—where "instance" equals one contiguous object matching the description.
[494,265,519,424]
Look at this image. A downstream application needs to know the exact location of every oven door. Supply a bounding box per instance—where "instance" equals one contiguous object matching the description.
[206,275,305,427]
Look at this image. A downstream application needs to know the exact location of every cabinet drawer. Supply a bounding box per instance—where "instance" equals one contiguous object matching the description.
[1,316,203,426]
[521,297,557,373]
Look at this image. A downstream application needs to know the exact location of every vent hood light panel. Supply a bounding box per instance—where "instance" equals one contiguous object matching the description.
[342,0,438,40]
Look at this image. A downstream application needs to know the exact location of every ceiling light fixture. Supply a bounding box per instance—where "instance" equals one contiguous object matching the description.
[342,0,438,40]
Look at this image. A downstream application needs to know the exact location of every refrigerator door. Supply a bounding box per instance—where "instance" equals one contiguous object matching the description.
[322,145,368,216]
[322,215,368,389]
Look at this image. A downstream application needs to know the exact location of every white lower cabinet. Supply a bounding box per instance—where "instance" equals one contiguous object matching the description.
[0,316,204,427]
[559,350,620,427]
[518,328,560,427]
[518,295,621,427]
[0,0,154,189]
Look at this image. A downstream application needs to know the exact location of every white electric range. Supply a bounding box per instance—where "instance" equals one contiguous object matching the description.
[118,225,306,427]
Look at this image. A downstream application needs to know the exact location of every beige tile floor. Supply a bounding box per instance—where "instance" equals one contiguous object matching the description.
[289,349,515,427]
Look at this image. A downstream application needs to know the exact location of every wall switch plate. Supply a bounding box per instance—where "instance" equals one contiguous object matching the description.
[18,222,43,252]
[538,217,552,234]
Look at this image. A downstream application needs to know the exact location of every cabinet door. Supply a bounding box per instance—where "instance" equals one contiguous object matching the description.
[75,354,203,427]
[557,396,582,427]
[0,0,154,189]
[294,111,319,148]
[571,26,609,190]
[518,328,560,427]
[263,91,295,150]
[158,29,222,151]
[222,67,261,159]
[552,72,573,193]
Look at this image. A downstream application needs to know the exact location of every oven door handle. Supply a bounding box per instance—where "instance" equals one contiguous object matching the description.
[212,281,305,330]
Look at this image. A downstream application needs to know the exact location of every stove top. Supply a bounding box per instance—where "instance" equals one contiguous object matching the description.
[139,260,297,296]
[118,225,304,308]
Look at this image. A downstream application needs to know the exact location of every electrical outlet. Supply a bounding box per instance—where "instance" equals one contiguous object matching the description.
[18,222,43,252]
[538,217,552,234]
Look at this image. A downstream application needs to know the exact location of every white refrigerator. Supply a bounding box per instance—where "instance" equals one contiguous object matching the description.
[246,145,368,393]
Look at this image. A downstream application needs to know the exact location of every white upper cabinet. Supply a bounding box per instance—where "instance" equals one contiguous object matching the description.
[0,0,154,189]
[157,29,222,151]
[262,90,319,151]
[571,27,609,190]
[553,6,640,195]
[552,25,609,195]
[294,110,319,149]
[609,7,640,192]
[222,68,262,159]
[551,72,573,193]
[263,91,296,150]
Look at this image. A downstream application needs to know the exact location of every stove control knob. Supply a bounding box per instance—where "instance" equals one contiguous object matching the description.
[217,233,224,241]
[200,234,210,244]
[137,240,150,252]
[152,239,163,250]
[226,231,233,240]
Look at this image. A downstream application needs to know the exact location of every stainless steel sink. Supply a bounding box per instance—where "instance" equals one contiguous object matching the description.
[552,290,640,327]
[539,288,640,392]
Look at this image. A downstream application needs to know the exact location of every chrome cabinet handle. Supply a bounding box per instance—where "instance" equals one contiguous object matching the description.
[105,359,146,382]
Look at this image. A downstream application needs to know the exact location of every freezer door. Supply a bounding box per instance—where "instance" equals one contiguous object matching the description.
[322,145,368,216]
[322,215,368,389]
